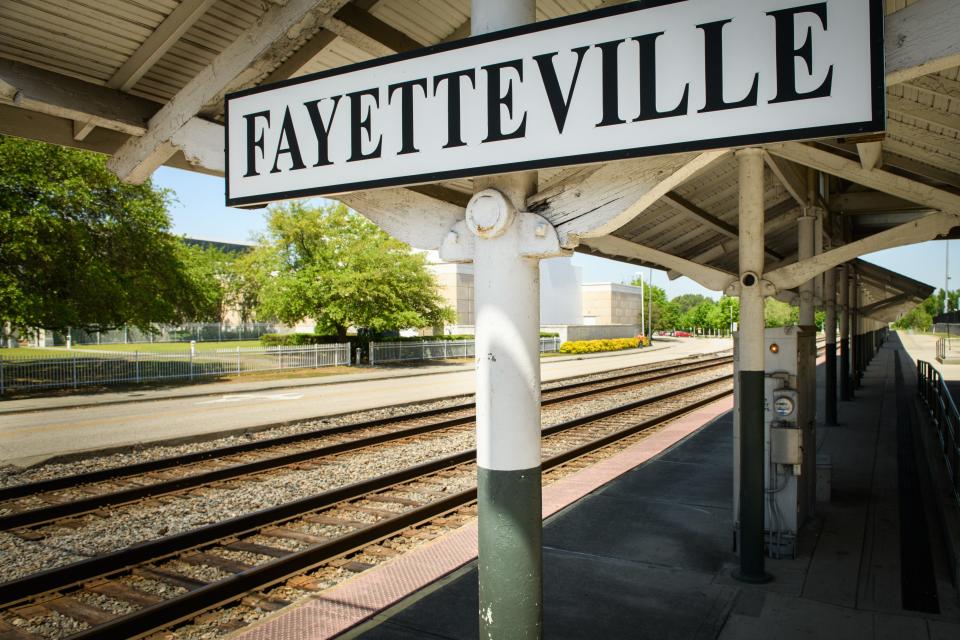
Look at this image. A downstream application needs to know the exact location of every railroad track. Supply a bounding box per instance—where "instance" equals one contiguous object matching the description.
[0,355,733,530]
[0,373,733,640]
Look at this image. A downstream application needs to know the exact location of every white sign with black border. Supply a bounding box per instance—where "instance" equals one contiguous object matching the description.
[225,0,883,207]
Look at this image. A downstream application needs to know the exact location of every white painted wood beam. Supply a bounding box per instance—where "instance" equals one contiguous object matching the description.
[764,152,808,207]
[886,0,960,85]
[829,191,931,214]
[767,142,960,212]
[886,94,960,136]
[108,0,350,184]
[883,138,960,178]
[664,199,797,279]
[74,0,216,142]
[907,74,960,102]
[581,236,734,292]
[527,149,730,245]
[766,211,960,291]
[856,141,883,171]
[886,119,960,159]
[336,188,465,250]
[112,0,217,92]
[0,59,152,136]
[328,3,422,54]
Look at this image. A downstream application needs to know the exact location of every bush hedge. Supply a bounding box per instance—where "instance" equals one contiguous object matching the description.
[559,337,645,354]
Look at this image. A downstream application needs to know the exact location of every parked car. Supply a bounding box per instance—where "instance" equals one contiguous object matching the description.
[672,331,692,337]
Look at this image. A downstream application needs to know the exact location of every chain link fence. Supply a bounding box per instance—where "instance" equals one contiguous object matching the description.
[369,337,561,365]
[0,344,350,393]
[48,323,282,347]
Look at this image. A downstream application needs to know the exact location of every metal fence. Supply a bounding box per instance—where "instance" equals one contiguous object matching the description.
[917,360,960,505]
[369,337,561,365]
[0,344,350,393]
[51,323,281,346]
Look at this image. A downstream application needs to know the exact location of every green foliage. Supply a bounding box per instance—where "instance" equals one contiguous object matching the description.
[559,338,640,354]
[895,294,937,331]
[249,202,455,338]
[0,136,206,333]
[175,242,239,323]
[764,298,796,327]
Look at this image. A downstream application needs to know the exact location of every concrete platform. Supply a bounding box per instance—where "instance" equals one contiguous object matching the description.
[232,336,960,640]
[0,338,732,467]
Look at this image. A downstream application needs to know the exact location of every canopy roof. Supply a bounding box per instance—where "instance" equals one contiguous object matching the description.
[0,0,953,320]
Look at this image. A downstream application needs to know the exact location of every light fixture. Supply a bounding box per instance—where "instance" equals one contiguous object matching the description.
[769,343,780,354]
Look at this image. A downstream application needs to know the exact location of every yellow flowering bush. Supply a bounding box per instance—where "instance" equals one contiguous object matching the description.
[559,337,640,354]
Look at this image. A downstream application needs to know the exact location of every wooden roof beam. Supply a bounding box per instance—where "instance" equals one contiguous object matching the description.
[74,0,217,141]
[886,0,960,85]
[108,0,350,184]
[527,149,730,246]
[767,142,960,213]
[856,142,883,171]
[0,59,153,137]
[764,152,809,207]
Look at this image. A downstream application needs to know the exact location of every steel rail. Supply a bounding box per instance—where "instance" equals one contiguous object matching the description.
[0,358,732,529]
[65,384,736,640]
[0,354,730,503]
[0,373,732,608]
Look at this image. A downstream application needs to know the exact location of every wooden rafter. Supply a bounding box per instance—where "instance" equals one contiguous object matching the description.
[108,0,351,183]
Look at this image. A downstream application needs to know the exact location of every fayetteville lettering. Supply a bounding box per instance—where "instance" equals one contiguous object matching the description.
[241,4,832,178]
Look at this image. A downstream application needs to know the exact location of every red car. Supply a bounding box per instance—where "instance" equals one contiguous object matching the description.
[672,331,692,337]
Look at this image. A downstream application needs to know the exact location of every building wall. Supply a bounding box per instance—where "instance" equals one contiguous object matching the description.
[581,283,644,326]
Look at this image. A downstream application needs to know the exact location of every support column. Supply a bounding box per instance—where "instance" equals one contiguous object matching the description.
[851,272,860,388]
[471,3,540,638]
[824,266,838,425]
[798,185,816,328]
[734,148,771,584]
[840,265,851,399]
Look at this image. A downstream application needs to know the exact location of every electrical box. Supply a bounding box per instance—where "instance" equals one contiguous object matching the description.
[733,326,816,559]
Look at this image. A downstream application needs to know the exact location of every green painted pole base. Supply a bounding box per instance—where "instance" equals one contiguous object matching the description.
[735,370,772,584]
[478,466,542,640]
[840,338,851,401]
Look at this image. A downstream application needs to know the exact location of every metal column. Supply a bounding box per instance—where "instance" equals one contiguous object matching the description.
[839,265,851,400]
[470,2,541,638]
[824,266,838,425]
[734,148,771,583]
[851,272,860,388]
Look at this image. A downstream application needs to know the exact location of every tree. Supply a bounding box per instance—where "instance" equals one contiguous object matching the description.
[0,136,206,335]
[628,281,668,332]
[764,298,795,327]
[893,305,932,332]
[251,202,455,338]
[176,242,240,323]
[672,293,713,316]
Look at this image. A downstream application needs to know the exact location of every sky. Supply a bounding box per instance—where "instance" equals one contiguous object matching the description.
[156,166,949,301]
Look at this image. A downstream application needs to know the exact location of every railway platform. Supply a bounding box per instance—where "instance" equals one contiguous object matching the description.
[233,335,960,640]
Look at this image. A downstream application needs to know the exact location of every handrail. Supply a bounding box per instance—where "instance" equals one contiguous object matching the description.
[916,360,960,505]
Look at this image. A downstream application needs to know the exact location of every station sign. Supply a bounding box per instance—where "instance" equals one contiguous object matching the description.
[225,0,883,206]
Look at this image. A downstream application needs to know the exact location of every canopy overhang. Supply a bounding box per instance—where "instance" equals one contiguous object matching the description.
[0,0,955,320]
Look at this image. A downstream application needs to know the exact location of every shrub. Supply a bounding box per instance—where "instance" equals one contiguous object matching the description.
[559,338,640,354]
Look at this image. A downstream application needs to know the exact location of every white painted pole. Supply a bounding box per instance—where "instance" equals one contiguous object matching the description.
[471,2,541,638]
[734,147,770,583]
[798,218,816,327]
[639,272,645,336]
[840,264,851,400]
[825,266,838,424]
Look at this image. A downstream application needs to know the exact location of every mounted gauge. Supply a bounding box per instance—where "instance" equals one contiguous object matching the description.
[773,395,796,417]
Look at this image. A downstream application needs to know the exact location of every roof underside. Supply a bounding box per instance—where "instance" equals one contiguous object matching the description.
[0,0,950,319]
